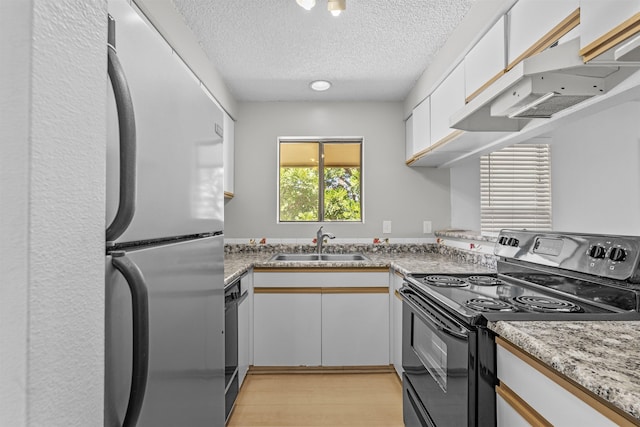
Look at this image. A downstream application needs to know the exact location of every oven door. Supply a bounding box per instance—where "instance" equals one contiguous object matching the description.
[400,285,476,427]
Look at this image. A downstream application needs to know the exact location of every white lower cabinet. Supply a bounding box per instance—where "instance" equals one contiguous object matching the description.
[496,338,621,427]
[321,292,389,366]
[253,270,389,367]
[390,269,404,378]
[237,272,252,386]
[253,292,322,366]
[496,393,534,427]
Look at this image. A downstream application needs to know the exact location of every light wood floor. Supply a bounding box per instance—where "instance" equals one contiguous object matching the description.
[227,372,404,426]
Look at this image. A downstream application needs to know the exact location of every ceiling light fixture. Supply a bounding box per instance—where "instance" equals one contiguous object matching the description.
[327,0,346,16]
[310,80,332,91]
[296,0,316,11]
[296,0,345,16]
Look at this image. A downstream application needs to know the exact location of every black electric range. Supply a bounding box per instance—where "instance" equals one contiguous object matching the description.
[400,230,640,427]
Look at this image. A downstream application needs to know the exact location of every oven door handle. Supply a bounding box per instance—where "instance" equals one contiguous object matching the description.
[399,287,469,340]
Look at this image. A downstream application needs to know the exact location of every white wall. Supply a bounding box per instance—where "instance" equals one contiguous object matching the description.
[1,1,106,425]
[450,157,481,231]
[550,101,640,235]
[224,102,451,239]
[447,101,640,236]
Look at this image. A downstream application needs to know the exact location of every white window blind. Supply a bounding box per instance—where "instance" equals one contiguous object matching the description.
[480,143,552,233]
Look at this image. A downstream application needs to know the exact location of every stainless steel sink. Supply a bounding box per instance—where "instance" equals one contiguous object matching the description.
[269,253,369,262]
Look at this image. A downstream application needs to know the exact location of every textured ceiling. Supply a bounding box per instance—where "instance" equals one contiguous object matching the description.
[171,0,476,101]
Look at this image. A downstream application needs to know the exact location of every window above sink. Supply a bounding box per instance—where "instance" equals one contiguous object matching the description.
[278,138,363,223]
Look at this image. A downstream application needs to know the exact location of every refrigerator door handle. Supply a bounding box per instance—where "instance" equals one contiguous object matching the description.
[111,251,149,427]
[106,14,137,244]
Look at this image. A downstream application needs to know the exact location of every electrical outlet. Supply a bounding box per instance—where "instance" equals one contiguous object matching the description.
[383,220,392,234]
[423,220,432,234]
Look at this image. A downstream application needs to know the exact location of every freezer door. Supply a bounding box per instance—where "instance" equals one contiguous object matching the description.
[105,235,224,427]
[107,0,224,244]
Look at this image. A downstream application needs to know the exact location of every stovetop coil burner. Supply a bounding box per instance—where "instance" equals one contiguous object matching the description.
[467,276,505,287]
[512,295,583,313]
[421,275,467,287]
[465,298,518,313]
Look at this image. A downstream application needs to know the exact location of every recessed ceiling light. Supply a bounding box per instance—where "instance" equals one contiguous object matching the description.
[310,80,332,91]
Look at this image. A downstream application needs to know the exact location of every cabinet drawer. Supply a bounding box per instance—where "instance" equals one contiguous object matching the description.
[253,271,388,287]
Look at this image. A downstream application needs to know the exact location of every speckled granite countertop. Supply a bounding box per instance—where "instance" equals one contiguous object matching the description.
[224,250,495,285]
[489,321,640,421]
[434,229,498,242]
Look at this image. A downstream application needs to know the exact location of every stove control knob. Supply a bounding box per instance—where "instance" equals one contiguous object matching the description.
[588,245,606,259]
[507,238,519,247]
[609,247,627,262]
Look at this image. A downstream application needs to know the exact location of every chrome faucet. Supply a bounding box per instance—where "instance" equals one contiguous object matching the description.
[316,226,335,254]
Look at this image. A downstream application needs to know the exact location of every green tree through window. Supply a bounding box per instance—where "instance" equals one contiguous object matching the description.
[279,140,362,222]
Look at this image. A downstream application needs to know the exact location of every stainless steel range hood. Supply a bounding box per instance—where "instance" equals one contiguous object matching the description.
[490,73,605,119]
[451,38,638,131]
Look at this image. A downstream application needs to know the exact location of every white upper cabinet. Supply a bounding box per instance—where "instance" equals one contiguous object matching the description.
[412,98,431,155]
[580,0,640,62]
[465,16,506,102]
[223,111,234,198]
[507,0,580,68]
[405,114,414,162]
[430,62,465,146]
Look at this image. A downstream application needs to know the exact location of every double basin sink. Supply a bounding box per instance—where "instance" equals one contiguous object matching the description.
[269,253,370,262]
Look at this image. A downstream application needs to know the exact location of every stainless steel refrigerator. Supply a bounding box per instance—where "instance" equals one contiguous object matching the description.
[105,0,225,425]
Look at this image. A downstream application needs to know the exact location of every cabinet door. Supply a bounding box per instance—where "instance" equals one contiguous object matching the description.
[412,98,431,156]
[496,393,540,427]
[321,292,389,366]
[237,274,251,387]
[430,62,465,146]
[580,0,640,54]
[497,340,618,426]
[391,271,404,377]
[223,111,234,197]
[465,16,506,101]
[405,114,414,162]
[253,292,321,366]
[507,0,579,68]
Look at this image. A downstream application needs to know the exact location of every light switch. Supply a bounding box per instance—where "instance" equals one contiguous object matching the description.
[423,221,432,234]
[383,221,392,234]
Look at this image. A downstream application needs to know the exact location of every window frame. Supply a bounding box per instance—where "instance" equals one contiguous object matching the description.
[276,137,364,224]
